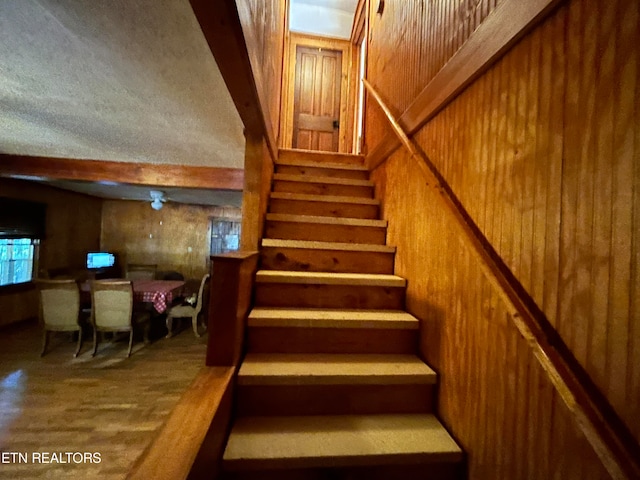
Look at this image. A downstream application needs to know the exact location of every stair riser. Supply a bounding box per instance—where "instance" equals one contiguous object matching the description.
[254,284,404,309]
[247,327,417,354]
[223,463,463,480]
[269,198,379,219]
[276,164,369,180]
[237,384,434,416]
[279,150,364,166]
[272,180,373,198]
[265,221,387,245]
[260,248,394,274]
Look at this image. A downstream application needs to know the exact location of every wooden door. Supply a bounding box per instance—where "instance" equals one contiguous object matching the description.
[292,46,342,152]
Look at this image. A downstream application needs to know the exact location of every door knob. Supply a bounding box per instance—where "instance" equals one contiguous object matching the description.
[332,120,340,129]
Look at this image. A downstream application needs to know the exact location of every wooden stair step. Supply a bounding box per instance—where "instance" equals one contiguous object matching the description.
[265,213,387,245]
[248,308,419,329]
[269,193,379,219]
[236,354,436,416]
[255,271,406,308]
[223,414,463,471]
[255,271,406,287]
[247,308,417,355]
[237,354,436,385]
[273,174,373,187]
[272,174,374,198]
[275,158,369,180]
[260,239,395,274]
[279,148,365,166]
[261,239,394,253]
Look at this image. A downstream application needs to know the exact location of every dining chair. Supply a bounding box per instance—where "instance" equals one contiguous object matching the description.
[125,263,157,281]
[36,279,84,357]
[165,273,210,338]
[90,280,151,357]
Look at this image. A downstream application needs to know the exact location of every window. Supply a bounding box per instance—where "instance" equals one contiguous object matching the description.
[0,239,39,286]
[210,219,241,255]
[0,197,46,287]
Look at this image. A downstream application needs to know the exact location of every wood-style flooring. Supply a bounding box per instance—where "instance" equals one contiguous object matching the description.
[0,319,207,479]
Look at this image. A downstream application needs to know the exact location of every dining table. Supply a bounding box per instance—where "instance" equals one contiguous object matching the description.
[80,279,185,314]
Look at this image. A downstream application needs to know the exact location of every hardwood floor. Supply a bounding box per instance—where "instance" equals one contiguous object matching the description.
[0,319,207,479]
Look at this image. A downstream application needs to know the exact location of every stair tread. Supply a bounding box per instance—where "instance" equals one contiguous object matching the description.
[275,158,369,171]
[256,270,406,287]
[248,307,419,329]
[223,414,463,469]
[270,192,379,205]
[273,173,374,187]
[266,213,387,227]
[261,239,395,253]
[238,353,437,385]
[279,148,365,164]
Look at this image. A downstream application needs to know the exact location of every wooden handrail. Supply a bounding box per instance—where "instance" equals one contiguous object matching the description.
[363,79,640,480]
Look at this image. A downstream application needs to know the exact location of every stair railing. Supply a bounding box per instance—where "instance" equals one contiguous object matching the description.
[363,78,640,480]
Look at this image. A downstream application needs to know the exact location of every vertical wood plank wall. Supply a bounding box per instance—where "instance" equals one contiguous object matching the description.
[0,179,102,327]
[238,0,287,144]
[365,0,501,150]
[366,0,639,478]
[236,0,285,246]
[101,200,240,281]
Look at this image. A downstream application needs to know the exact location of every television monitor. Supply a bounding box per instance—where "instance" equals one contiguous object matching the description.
[86,252,115,269]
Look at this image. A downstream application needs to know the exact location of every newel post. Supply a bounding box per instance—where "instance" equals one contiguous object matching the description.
[206,251,259,366]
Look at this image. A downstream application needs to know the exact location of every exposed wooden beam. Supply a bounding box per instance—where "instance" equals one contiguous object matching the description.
[189,0,278,161]
[0,154,244,190]
[367,0,565,170]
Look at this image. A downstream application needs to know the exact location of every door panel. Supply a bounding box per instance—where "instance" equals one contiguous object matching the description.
[293,46,342,152]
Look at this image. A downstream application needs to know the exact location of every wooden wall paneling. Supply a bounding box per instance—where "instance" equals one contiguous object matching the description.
[530,22,547,315]
[574,0,597,373]
[633,102,640,438]
[101,201,237,281]
[365,0,565,171]
[364,0,640,475]
[503,46,518,278]
[0,179,102,327]
[541,9,564,329]
[627,0,640,444]
[235,0,287,149]
[604,0,634,422]
[591,0,616,400]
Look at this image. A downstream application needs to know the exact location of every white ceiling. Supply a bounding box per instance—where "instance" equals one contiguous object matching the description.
[289,0,359,39]
[0,0,358,207]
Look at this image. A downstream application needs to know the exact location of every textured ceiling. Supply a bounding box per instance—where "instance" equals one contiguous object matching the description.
[0,0,355,207]
[0,0,245,207]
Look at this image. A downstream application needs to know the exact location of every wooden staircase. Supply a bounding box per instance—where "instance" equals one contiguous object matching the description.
[221,149,463,479]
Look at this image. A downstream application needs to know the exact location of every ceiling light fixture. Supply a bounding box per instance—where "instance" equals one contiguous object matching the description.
[149,190,166,210]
